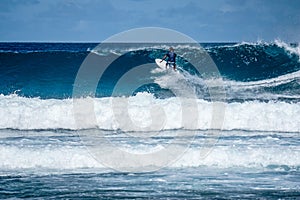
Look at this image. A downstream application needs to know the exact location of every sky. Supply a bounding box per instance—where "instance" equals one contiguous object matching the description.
[0,0,299,42]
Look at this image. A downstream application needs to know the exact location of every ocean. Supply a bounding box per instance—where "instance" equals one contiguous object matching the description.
[0,41,299,199]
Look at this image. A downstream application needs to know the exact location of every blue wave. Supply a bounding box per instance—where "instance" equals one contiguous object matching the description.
[0,42,299,101]
[208,43,300,81]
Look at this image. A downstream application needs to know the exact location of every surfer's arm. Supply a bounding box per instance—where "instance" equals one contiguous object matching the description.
[160,55,167,62]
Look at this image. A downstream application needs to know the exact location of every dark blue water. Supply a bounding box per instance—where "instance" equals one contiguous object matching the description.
[1,168,299,199]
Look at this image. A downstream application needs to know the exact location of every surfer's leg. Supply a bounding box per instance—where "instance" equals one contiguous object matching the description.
[169,62,176,70]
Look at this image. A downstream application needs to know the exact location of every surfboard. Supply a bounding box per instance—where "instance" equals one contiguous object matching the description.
[155,59,168,69]
[155,58,179,73]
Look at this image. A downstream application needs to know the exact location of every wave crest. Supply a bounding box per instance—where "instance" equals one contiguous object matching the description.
[0,93,299,132]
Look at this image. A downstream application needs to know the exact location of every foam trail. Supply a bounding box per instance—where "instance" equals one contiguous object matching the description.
[222,69,300,89]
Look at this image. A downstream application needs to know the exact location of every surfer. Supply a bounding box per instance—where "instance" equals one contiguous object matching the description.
[160,47,177,70]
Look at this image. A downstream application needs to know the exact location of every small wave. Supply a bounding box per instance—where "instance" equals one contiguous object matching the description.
[0,50,89,54]
[0,42,96,53]
[0,132,298,170]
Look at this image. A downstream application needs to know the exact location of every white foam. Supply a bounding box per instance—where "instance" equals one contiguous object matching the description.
[275,39,300,60]
[0,145,101,170]
[0,140,299,170]
[89,43,205,57]
[225,70,300,89]
[0,94,76,130]
[0,93,300,132]
[173,145,300,169]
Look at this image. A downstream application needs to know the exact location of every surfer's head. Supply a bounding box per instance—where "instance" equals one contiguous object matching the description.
[169,47,174,52]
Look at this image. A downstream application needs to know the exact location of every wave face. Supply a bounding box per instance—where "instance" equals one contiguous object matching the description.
[0,41,299,102]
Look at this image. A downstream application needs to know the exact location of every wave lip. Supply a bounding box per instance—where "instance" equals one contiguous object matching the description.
[275,39,300,60]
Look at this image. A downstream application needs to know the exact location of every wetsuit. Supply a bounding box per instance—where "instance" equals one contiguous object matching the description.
[166,51,176,67]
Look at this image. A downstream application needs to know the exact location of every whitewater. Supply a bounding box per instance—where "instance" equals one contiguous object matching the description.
[0,93,299,132]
